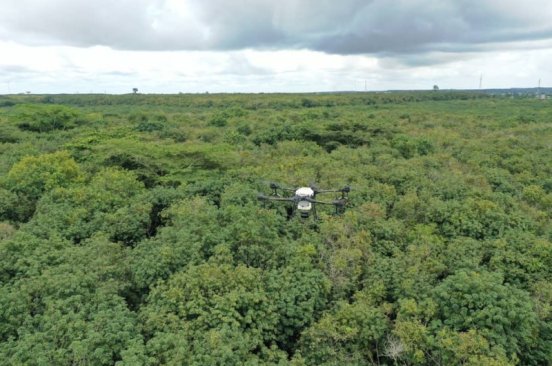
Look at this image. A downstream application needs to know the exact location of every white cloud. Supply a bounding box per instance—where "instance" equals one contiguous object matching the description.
[0,1,551,93]
[0,40,550,94]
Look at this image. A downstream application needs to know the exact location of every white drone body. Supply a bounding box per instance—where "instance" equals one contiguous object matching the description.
[295,187,314,217]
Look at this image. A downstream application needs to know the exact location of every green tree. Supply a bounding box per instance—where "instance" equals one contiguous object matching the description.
[0,235,146,365]
[4,151,83,221]
[131,196,223,290]
[26,168,150,245]
[431,270,538,362]
[297,294,389,365]
[141,262,280,364]
[14,104,80,132]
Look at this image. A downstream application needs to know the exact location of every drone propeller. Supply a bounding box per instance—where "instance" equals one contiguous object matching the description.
[266,182,296,192]
[309,182,320,192]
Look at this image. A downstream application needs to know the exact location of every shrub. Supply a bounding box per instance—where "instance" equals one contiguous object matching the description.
[14,104,80,132]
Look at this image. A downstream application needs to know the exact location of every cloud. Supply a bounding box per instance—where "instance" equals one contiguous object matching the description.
[1,1,551,94]
[1,0,552,57]
[1,42,551,94]
[0,64,37,74]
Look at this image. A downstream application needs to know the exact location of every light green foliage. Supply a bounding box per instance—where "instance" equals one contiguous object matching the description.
[141,262,283,364]
[13,105,78,132]
[13,104,80,132]
[26,168,151,245]
[433,329,513,366]
[5,150,82,199]
[317,210,373,298]
[0,92,551,364]
[3,150,83,220]
[297,295,389,365]
[0,222,16,240]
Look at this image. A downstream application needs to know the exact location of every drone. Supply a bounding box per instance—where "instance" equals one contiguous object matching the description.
[258,182,350,219]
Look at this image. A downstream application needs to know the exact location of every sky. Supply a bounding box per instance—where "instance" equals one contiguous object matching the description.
[1,0,552,94]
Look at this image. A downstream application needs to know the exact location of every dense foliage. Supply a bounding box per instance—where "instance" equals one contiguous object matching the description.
[0,92,551,365]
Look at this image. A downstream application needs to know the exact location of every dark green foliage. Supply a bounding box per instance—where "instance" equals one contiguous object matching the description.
[131,112,167,132]
[208,112,228,127]
[104,152,167,188]
[392,134,435,158]
[130,197,223,289]
[0,92,551,365]
[0,125,21,143]
[135,120,165,132]
[0,234,146,365]
[0,188,19,222]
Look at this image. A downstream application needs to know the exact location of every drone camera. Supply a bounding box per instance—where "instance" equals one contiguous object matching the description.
[297,200,312,210]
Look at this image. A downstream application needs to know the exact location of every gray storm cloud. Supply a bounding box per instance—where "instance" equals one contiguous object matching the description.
[1,0,552,55]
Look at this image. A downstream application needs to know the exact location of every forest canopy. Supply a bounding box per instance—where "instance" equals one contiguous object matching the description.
[0,92,551,365]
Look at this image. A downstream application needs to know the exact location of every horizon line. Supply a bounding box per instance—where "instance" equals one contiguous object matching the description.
[1,86,550,96]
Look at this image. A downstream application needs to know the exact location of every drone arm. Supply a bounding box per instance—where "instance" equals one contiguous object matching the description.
[306,198,333,205]
[280,187,297,192]
[313,186,351,195]
[269,182,296,192]
[306,197,347,206]
[258,195,296,202]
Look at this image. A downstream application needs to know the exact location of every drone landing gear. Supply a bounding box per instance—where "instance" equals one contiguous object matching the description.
[286,206,294,219]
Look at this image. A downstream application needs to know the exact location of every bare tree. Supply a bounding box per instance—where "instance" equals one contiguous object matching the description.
[384,335,405,364]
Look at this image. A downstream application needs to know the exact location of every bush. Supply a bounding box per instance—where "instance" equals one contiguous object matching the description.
[14,104,80,132]
[208,113,228,127]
